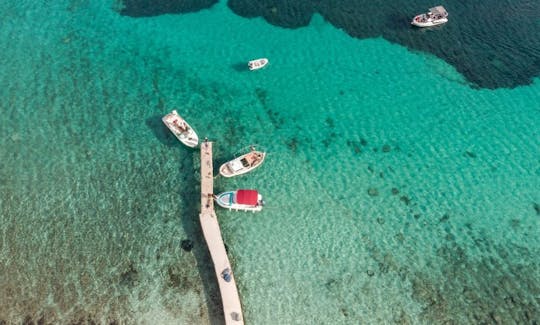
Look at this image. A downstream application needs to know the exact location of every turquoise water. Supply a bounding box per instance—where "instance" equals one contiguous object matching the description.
[0,1,539,324]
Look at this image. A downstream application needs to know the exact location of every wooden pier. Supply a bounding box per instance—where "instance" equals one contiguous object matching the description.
[199,141,244,324]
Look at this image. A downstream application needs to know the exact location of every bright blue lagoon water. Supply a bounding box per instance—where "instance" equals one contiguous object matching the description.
[0,1,539,324]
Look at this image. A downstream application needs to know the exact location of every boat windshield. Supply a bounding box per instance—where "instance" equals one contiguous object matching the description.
[240,158,250,167]
[228,160,244,172]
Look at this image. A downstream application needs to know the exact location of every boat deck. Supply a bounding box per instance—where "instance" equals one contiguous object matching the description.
[200,141,244,324]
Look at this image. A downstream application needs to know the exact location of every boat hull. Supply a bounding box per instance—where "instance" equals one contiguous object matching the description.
[215,191,263,212]
[248,58,269,71]
[219,151,266,178]
[411,17,448,27]
[162,110,199,147]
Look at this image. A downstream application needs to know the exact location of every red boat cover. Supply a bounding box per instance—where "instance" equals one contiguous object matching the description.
[236,190,259,205]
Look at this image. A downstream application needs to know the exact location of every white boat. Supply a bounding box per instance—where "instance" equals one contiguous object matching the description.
[248,58,269,71]
[215,189,264,212]
[411,6,448,27]
[219,146,266,178]
[162,110,199,148]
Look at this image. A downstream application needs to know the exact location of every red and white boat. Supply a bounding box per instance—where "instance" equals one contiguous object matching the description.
[215,189,264,212]
[162,110,199,148]
[248,58,269,71]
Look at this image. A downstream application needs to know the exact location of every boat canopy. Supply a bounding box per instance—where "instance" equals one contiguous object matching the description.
[228,160,244,172]
[429,6,448,16]
[236,190,259,205]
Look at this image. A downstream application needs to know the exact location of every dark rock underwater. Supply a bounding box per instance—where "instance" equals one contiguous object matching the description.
[119,0,540,89]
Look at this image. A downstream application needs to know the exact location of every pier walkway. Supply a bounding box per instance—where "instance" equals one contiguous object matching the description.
[199,141,244,325]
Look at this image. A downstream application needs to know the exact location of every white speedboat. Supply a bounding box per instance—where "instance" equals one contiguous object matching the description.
[411,6,448,27]
[162,110,199,148]
[248,58,269,71]
[215,189,264,212]
[219,146,266,178]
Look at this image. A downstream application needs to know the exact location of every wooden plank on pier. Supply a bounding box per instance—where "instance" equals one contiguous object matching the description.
[199,141,244,325]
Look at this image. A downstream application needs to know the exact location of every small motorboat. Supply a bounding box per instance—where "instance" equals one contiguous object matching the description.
[248,58,269,71]
[219,146,266,178]
[411,6,448,27]
[215,189,264,212]
[162,110,199,148]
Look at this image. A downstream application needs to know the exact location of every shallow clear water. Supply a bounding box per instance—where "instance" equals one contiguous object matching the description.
[0,1,539,324]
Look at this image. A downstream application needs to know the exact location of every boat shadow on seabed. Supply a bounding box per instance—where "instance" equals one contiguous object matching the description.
[231,62,250,72]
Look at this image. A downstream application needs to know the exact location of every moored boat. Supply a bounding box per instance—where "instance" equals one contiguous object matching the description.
[215,189,264,212]
[411,6,448,27]
[248,58,269,71]
[219,146,266,178]
[162,110,199,147]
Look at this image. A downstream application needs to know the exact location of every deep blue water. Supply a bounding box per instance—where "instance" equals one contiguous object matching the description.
[122,0,540,89]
